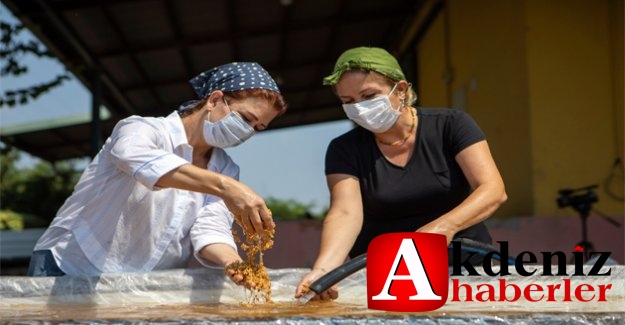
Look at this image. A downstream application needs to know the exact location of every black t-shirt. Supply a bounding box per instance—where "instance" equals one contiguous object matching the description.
[325,108,492,263]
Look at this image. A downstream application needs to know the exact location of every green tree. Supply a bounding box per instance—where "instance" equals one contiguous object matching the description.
[265,197,325,221]
[0,20,70,107]
[0,144,81,228]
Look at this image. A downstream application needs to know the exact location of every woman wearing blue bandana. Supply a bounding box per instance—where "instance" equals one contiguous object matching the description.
[27,62,287,287]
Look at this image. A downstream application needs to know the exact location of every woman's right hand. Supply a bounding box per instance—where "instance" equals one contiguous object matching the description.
[155,165,275,235]
[220,178,275,235]
[294,268,339,301]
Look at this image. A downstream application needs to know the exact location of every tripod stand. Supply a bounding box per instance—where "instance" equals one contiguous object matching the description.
[570,201,594,262]
[557,185,598,263]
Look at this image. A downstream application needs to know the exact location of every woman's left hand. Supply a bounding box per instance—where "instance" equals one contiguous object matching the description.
[225,260,265,290]
[415,223,456,245]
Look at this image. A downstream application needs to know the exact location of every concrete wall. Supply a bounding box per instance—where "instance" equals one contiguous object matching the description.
[416,0,624,218]
[261,218,625,269]
[525,0,622,215]
[611,0,624,162]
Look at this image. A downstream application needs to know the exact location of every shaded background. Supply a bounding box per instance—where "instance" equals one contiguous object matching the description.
[1,0,623,271]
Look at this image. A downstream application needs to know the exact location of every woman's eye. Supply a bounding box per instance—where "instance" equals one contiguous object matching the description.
[362,93,376,100]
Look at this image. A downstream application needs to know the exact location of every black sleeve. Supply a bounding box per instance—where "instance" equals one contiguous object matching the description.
[447,110,486,157]
[325,135,359,177]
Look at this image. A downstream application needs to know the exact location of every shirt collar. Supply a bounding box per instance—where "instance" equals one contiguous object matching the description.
[165,111,191,151]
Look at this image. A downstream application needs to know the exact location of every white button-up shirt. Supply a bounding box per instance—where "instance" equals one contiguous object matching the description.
[34,112,239,275]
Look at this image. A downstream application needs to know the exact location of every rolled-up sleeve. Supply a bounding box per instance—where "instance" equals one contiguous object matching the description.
[191,149,241,267]
[191,198,238,267]
[108,119,189,189]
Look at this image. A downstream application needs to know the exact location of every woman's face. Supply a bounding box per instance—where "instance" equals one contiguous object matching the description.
[335,70,400,105]
[210,95,280,131]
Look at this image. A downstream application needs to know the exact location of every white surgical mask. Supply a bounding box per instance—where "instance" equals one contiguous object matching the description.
[341,84,401,133]
[203,99,255,148]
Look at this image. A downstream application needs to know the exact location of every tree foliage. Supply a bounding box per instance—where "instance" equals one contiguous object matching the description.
[0,144,81,227]
[0,20,70,107]
[265,197,326,221]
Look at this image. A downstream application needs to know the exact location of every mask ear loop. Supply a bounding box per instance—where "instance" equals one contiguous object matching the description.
[223,97,232,113]
[389,83,403,112]
[394,82,411,110]
[217,97,237,121]
[388,83,399,95]
[223,97,249,123]
[204,94,224,123]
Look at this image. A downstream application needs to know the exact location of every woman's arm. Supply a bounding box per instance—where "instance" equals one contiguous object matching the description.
[198,243,242,267]
[314,174,364,270]
[156,164,274,234]
[198,243,250,286]
[294,173,363,299]
[417,140,507,243]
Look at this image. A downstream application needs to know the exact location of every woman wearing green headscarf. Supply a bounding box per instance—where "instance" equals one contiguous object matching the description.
[295,47,507,301]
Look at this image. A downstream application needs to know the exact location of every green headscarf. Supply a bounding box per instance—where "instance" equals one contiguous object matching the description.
[322,47,406,86]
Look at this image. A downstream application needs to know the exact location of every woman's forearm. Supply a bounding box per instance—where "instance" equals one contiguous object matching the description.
[422,182,507,240]
[424,140,507,240]
[156,163,231,197]
[198,243,242,267]
[312,210,362,271]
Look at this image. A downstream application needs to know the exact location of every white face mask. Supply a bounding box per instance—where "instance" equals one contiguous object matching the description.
[203,99,255,148]
[341,84,401,133]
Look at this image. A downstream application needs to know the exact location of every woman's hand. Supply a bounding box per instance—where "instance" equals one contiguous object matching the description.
[156,165,275,236]
[225,260,247,286]
[294,268,339,301]
[220,178,275,235]
[415,223,456,245]
[224,260,269,291]
[199,244,266,290]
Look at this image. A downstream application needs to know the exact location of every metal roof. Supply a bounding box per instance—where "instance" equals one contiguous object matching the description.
[1,0,431,162]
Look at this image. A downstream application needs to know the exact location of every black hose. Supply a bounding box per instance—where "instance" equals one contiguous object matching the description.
[308,253,367,295]
[306,238,515,295]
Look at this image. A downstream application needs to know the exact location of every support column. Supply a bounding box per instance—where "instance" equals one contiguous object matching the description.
[90,68,102,158]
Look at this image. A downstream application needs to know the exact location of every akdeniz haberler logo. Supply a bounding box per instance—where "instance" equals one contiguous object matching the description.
[366,233,614,312]
[367,233,448,312]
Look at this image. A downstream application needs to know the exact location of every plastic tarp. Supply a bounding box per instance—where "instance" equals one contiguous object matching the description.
[1,265,624,324]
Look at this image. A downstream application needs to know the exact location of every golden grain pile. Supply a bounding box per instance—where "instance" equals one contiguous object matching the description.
[227,224,275,304]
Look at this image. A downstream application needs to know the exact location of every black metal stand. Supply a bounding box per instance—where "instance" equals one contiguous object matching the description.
[557,185,598,264]
[557,184,621,264]
[573,205,593,262]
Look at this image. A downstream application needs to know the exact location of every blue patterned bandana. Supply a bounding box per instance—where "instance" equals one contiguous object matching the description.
[190,62,280,98]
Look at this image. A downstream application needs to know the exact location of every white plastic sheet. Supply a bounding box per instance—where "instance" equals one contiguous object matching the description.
[1,266,624,324]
